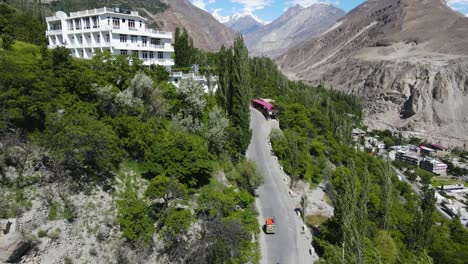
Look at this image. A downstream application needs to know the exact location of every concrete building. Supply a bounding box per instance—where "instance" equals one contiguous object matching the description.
[420,158,448,176]
[395,150,421,166]
[45,7,174,69]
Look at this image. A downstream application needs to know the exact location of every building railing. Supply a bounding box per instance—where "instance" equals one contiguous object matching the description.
[141,58,174,65]
[69,7,141,18]
[70,7,107,18]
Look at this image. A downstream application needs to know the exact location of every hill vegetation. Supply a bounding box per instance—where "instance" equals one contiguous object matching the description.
[0,2,466,263]
[0,4,257,263]
[250,56,468,263]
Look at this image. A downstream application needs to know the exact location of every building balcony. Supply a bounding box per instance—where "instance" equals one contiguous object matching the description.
[141,58,174,66]
[69,42,112,49]
[112,42,174,52]
[109,27,172,39]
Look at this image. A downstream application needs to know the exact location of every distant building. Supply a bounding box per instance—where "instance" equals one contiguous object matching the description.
[396,151,421,166]
[420,158,448,176]
[169,72,218,93]
[439,184,467,193]
[352,128,366,141]
[420,146,436,156]
[45,7,174,69]
[377,142,385,149]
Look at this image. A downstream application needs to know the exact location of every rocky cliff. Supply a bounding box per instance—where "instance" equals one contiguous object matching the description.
[245,3,345,58]
[277,0,468,143]
[150,0,236,51]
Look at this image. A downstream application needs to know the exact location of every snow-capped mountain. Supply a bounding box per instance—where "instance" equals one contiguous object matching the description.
[212,11,268,35]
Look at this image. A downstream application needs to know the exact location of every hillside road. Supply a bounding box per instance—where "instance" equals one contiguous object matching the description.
[247,107,314,264]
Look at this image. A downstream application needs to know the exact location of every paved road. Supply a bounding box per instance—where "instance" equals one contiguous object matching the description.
[247,108,314,264]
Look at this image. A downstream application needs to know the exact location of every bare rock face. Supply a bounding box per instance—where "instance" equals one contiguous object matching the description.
[278,0,468,143]
[245,4,345,58]
[0,232,30,263]
[150,0,236,51]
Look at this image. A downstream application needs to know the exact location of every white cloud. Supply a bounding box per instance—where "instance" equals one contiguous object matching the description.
[192,0,207,10]
[191,0,216,11]
[230,0,272,12]
[212,8,230,23]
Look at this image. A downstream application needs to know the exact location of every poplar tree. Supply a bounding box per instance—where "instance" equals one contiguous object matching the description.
[229,35,251,156]
[381,161,393,230]
[216,45,232,112]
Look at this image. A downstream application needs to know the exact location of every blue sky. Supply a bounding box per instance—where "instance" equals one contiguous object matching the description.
[190,0,468,23]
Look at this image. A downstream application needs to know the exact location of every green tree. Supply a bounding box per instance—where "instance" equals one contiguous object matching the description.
[150,64,170,83]
[228,35,251,156]
[227,159,263,195]
[116,177,155,244]
[38,112,123,180]
[142,131,213,187]
[174,28,196,68]
[145,175,187,210]
[407,186,436,252]
[205,106,229,154]
[216,45,232,112]
[380,161,393,230]
[160,208,194,244]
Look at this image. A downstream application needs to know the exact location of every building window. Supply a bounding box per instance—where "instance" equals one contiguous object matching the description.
[157,52,164,59]
[120,50,128,56]
[142,51,148,59]
[84,17,90,29]
[79,36,83,44]
[131,35,137,43]
[139,21,142,27]
[120,34,127,43]
[68,21,73,30]
[75,19,81,30]
[80,50,84,57]
[149,51,154,59]
[142,37,147,47]
[113,17,120,28]
[107,17,110,26]
[106,34,110,42]
[151,38,161,45]
[128,19,135,29]
[96,35,100,43]
[92,16,99,28]
[122,19,126,23]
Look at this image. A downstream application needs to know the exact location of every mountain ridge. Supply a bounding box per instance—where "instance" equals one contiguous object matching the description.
[225,13,264,35]
[244,3,345,58]
[277,0,468,143]
[150,0,236,51]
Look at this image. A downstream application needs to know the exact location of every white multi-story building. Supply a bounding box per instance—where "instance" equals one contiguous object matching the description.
[45,7,174,69]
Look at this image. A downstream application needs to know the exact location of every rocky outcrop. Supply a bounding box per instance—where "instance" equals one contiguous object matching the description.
[277,0,468,143]
[0,232,30,263]
[245,4,345,58]
[150,0,236,51]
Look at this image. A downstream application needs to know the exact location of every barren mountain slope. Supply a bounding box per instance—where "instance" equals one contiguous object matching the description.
[225,14,264,35]
[245,4,345,58]
[151,0,236,51]
[277,0,468,143]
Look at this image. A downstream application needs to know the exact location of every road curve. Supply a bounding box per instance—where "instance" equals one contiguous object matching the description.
[247,107,314,264]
